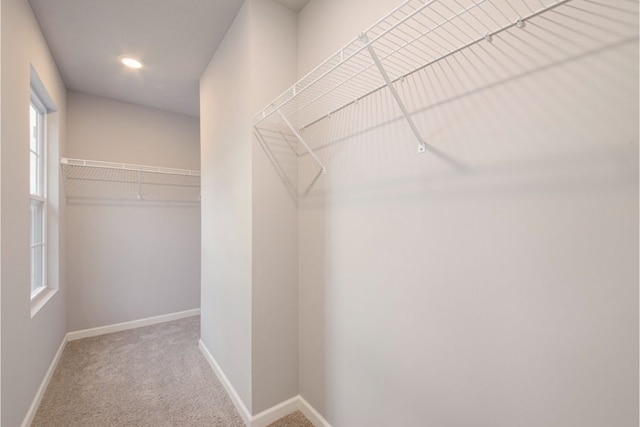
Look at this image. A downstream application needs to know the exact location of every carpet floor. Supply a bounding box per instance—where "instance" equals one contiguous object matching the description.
[32,317,313,427]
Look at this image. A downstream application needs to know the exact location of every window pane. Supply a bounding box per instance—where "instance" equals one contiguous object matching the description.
[30,199,44,245]
[30,198,45,294]
[32,246,44,293]
[30,104,37,152]
[30,201,36,246]
[37,245,44,290]
[31,246,37,292]
[36,153,41,197]
[29,101,44,198]
[30,152,38,196]
[31,245,44,293]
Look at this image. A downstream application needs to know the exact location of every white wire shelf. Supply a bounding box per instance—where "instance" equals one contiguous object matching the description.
[61,157,201,203]
[253,0,639,168]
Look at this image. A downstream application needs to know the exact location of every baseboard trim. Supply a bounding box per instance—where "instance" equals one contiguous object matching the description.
[199,340,252,425]
[20,334,68,427]
[251,395,331,427]
[297,395,331,427]
[251,396,300,427]
[22,314,330,427]
[198,340,331,427]
[67,308,201,341]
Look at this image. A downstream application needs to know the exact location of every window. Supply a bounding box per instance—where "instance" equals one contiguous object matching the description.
[29,66,60,317]
[30,91,47,299]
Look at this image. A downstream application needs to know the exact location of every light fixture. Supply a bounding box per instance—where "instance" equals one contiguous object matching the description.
[120,56,144,69]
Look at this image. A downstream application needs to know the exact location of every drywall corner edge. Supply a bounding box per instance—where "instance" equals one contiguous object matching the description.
[297,395,332,427]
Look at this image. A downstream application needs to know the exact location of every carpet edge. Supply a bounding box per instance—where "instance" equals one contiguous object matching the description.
[67,308,200,341]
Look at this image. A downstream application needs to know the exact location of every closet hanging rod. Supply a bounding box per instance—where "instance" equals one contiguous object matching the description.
[253,0,573,130]
[61,158,200,177]
[63,176,199,188]
[288,0,496,124]
[253,0,439,125]
[299,0,573,131]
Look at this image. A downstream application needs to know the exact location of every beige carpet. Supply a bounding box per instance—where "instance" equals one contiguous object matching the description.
[266,411,313,427]
[32,317,312,427]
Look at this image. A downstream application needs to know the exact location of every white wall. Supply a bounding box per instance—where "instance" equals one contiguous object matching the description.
[201,0,300,416]
[65,92,200,168]
[250,0,299,414]
[200,0,254,412]
[297,1,639,426]
[1,0,67,425]
[65,91,200,331]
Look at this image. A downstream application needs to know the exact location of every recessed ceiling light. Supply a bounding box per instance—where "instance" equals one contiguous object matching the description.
[120,56,144,69]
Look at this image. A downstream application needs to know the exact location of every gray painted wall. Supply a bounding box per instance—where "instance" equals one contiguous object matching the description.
[1,0,68,425]
[297,0,639,426]
[200,0,254,412]
[65,91,200,169]
[65,91,201,332]
[200,0,300,415]
[250,0,299,414]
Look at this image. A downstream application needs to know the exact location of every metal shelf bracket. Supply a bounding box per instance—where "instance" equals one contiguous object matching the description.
[276,110,326,174]
[250,0,636,170]
[360,33,427,154]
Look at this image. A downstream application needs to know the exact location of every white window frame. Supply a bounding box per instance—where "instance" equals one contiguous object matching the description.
[30,90,48,300]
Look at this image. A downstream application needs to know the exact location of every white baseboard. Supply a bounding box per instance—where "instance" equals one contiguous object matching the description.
[199,340,252,425]
[198,340,331,427]
[251,395,300,427]
[251,395,331,427]
[297,395,331,427]
[20,334,68,427]
[67,308,200,341]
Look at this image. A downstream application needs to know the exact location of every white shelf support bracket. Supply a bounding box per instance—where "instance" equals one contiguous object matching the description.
[136,170,143,200]
[361,33,427,154]
[276,109,326,174]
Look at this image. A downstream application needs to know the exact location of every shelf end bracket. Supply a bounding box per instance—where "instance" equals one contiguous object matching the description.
[362,34,427,154]
[276,109,326,174]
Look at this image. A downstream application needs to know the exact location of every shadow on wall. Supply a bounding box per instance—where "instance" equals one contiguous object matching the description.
[254,1,638,202]
[255,0,638,423]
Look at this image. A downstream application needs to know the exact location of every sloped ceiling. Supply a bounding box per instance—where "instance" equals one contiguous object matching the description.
[29,0,246,117]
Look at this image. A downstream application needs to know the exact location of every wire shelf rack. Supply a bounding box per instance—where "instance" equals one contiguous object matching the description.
[61,158,201,203]
[252,0,638,170]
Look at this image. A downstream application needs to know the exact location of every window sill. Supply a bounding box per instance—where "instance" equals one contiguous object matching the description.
[31,287,57,318]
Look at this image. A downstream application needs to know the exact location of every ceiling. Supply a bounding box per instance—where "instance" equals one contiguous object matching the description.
[274,0,311,13]
[28,0,248,117]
